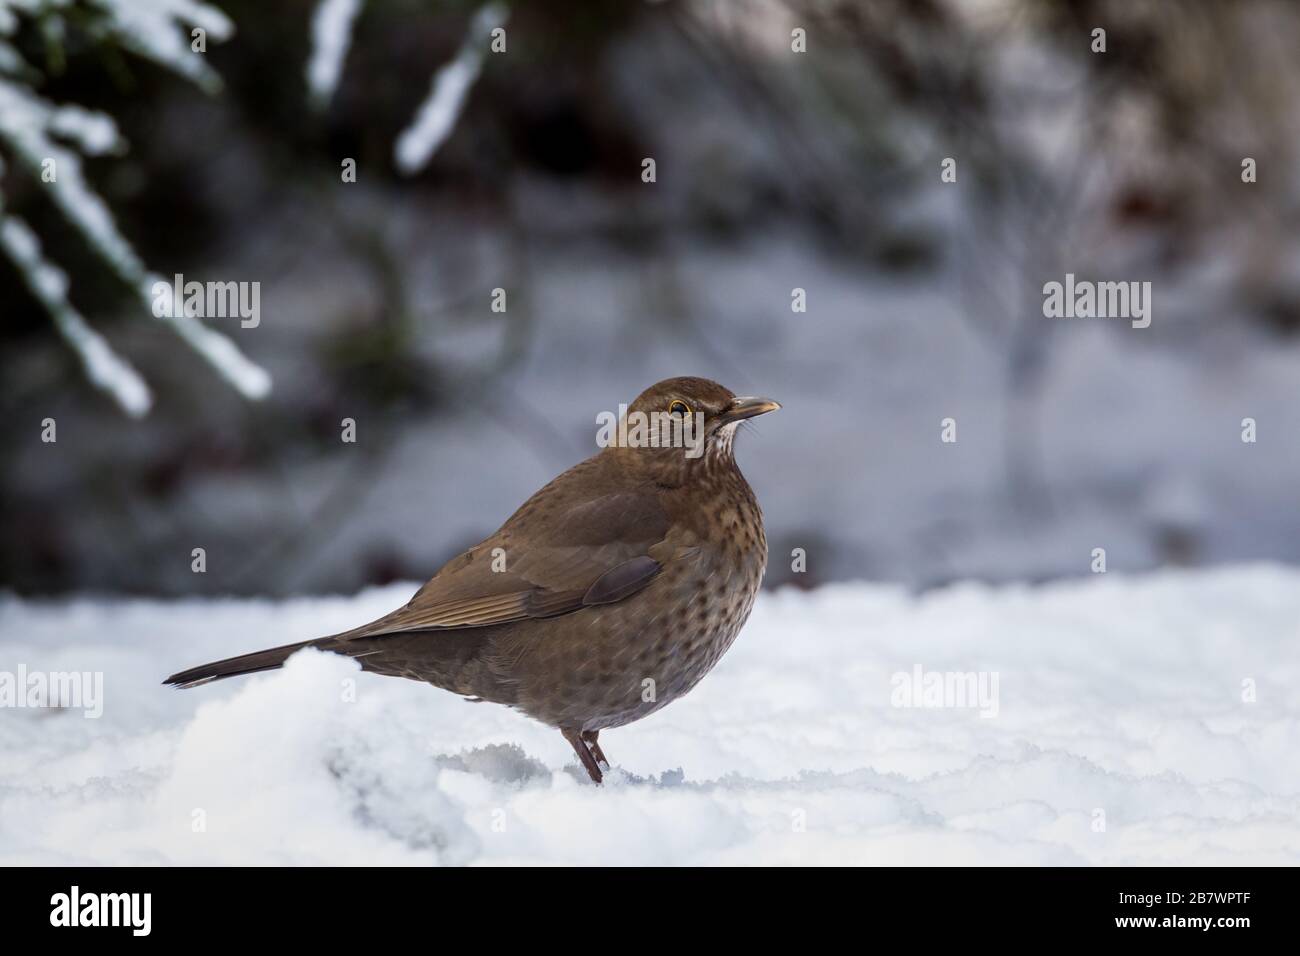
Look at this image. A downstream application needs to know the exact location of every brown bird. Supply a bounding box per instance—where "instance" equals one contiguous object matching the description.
[164,377,779,783]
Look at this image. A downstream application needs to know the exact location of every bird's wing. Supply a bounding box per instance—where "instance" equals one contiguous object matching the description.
[334,489,674,640]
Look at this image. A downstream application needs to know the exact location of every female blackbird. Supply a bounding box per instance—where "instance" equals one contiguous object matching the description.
[165,377,779,783]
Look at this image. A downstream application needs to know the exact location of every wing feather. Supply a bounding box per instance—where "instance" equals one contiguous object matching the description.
[332,479,674,642]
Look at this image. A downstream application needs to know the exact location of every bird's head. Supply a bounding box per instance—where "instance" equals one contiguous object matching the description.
[600,376,780,485]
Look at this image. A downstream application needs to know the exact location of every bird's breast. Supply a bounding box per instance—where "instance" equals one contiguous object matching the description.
[497,469,769,732]
[578,481,767,727]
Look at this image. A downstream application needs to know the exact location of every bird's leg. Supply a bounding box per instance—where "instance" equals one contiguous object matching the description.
[562,728,603,784]
[581,730,610,771]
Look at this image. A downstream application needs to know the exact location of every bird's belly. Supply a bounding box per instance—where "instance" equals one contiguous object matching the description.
[500,548,765,732]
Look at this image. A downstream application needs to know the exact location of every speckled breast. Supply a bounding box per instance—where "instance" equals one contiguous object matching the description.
[507,475,768,732]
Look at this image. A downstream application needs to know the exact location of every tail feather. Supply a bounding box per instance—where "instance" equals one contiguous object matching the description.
[163,639,320,688]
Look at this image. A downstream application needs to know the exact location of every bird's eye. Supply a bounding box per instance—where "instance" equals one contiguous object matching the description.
[668,400,691,418]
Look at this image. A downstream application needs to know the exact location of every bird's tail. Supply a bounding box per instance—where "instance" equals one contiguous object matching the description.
[162,639,321,688]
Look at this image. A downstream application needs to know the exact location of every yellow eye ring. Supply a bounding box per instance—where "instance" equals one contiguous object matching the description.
[668,400,691,418]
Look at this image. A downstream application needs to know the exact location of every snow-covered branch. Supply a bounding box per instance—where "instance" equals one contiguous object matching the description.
[0,200,152,416]
[86,0,233,94]
[394,3,508,175]
[306,0,364,109]
[0,0,270,412]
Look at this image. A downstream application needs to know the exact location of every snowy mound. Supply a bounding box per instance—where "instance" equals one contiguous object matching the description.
[2,566,1297,865]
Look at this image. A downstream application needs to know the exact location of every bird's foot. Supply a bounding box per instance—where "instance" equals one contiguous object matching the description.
[581,730,611,771]
[562,728,604,784]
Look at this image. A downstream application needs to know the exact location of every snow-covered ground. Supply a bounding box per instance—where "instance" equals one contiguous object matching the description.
[2,565,1297,865]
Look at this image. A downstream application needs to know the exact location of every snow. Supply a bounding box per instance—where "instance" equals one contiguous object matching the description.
[0,77,144,282]
[89,0,234,95]
[3,565,1297,865]
[0,1,229,90]
[393,3,508,174]
[0,1,270,408]
[46,104,123,156]
[0,214,152,416]
[306,0,363,109]
[142,271,273,399]
[0,39,25,75]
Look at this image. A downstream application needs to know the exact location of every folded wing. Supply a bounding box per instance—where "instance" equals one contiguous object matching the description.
[334,490,673,640]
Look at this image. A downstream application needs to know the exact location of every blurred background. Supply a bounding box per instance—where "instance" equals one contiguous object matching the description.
[1,0,1298,598]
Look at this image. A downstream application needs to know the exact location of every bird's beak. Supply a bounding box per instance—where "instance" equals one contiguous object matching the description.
[719,396,781,423]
